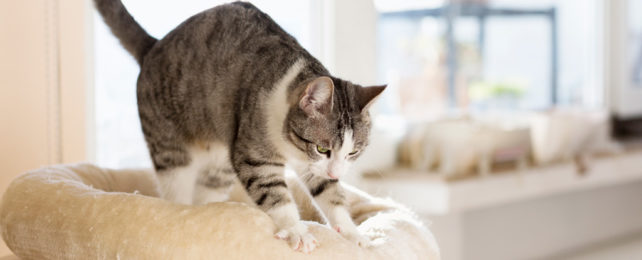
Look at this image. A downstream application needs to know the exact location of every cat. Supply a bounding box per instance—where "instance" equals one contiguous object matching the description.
[94,0,385,253]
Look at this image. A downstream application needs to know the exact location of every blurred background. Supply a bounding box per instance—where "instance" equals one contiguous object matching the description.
[2,0,642,259]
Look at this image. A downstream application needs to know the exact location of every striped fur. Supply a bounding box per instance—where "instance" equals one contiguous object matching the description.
[94,1,385,251]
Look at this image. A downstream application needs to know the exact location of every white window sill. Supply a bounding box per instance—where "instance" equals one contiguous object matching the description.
[357,150,642,215]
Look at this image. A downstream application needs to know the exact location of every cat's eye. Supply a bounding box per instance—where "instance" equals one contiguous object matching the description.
[316,145,330,154]
[349,150,359,156]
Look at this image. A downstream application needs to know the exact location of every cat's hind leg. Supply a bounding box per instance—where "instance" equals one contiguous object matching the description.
[142,109,198,204]
[143,133,202,204]
[193,167,236,204]
[152,148,199,205]
[192,142,236,204]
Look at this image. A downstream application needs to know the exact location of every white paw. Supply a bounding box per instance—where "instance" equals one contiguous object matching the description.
[334,225,372,248]
[275,222,318,253]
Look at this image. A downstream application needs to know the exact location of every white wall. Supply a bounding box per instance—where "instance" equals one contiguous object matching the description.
[322,0,380,86]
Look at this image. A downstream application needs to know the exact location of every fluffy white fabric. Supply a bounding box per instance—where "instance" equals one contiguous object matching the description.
[0,164,439,259]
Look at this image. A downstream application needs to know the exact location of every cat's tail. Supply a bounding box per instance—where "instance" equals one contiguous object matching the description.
[93,0,157,64]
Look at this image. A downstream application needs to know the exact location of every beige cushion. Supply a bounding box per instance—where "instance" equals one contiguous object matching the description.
[0,164,439,259]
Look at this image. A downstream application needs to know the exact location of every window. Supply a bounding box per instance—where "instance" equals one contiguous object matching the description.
[630,0,642,87]
[93,0,315,168]
[375,0,603,120]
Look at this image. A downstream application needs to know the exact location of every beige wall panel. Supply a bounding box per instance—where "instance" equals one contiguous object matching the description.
[0,1,52,193]
[0,0,90,256]
[59,0,90,163]
[0,1,50,256]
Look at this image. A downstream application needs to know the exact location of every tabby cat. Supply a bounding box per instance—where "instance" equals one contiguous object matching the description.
[94,0,385,252]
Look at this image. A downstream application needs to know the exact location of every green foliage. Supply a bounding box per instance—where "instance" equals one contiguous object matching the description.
[469,80,526,101]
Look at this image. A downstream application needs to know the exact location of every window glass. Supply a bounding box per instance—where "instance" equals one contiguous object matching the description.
[630,0,642,88]
[375,0,602,120]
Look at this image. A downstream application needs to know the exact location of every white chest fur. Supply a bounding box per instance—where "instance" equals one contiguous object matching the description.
[263,58,307,162]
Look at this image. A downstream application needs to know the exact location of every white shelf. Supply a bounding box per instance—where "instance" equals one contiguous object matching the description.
[357,150,642,215]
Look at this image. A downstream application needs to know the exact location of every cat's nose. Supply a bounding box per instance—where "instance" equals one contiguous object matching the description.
[328,172,339,179]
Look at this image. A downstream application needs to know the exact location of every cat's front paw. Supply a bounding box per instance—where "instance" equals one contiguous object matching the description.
[275,222,318,253]
[334,225,372,248]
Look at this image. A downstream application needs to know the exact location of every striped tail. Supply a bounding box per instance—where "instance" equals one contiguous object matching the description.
[93,0,157,64]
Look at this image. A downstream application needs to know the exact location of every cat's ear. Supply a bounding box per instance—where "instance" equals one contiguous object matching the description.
[357,85,386,112]
[299,76,334,116]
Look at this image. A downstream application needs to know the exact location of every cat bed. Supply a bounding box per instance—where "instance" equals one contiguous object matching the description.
[0,164,439,259]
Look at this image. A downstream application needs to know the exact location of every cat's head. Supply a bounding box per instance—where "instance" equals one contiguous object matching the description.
[285,76,385,179]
